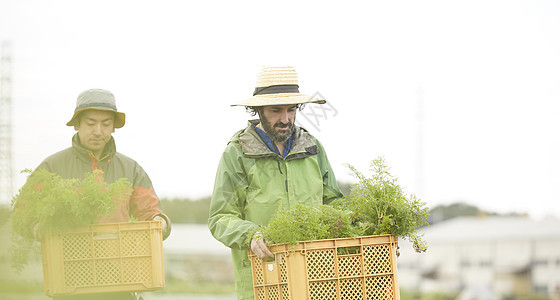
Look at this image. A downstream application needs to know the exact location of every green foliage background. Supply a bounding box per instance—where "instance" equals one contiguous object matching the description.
[159,197,212,224]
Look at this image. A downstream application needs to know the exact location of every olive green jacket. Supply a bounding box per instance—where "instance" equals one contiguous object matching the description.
[208,121,342,299]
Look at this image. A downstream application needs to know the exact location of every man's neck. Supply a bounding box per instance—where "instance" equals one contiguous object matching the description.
[275,142,285,156]
[91,150,103,160]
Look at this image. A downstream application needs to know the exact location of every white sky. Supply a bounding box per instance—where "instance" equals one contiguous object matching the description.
[1,0,559,219]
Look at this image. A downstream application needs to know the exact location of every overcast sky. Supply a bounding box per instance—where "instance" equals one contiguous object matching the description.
[1,0,559,219]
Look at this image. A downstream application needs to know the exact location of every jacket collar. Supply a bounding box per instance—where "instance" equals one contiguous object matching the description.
[71,133,116,162]
[251,122,294,158]
[238,120,319,160]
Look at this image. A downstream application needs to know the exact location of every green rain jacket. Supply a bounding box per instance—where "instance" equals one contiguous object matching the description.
[208,121,342,299]
[36,133,171,239]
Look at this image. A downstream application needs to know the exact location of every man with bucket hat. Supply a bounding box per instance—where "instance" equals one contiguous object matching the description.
[208,66,343,299]
[25,89,171,300]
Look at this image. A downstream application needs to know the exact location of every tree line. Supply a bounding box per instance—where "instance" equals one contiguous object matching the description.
[0,180,526,225]
[158,182,352,224]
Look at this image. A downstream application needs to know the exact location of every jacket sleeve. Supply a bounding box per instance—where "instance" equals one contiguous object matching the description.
[208,142,258,250]
[314,138,343,204]
[129,163,172,240]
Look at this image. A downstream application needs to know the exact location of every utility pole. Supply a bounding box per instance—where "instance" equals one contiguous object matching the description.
[0,41,13,206]
[415,86,425,199]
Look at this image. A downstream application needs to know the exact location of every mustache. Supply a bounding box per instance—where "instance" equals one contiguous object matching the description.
[274,121,292,128]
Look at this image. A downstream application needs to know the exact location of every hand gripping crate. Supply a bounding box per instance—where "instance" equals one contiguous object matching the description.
[249,235,400,300]
[41,221,165,297]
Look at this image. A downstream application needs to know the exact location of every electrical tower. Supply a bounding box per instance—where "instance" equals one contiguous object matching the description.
[415,86,425,199]
[0,41,13,205]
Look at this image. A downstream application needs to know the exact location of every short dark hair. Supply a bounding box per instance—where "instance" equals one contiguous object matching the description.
[245,104,305,116]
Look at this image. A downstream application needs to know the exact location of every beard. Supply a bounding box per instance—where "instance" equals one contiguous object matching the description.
[260,115,295,144]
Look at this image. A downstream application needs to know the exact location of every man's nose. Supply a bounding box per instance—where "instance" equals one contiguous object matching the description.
[279,111,289,123]
[93,124,103,134]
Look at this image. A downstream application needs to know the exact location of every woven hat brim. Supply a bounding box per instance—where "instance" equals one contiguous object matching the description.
[232,93,326,107]
[66,107,126,128]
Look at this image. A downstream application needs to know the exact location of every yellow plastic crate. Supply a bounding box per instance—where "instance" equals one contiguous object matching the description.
[41,221,165,297]
[249,235,400,300]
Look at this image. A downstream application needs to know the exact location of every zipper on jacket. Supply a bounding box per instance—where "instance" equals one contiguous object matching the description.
[276,157,288,192]
[276,158,283,174]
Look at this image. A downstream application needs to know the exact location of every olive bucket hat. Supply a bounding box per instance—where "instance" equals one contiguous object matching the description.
[66,89,126,128]
[231,66,326,107]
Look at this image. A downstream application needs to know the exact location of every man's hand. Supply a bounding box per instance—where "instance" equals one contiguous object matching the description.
[251,231,273,259]
[153,215,168,235]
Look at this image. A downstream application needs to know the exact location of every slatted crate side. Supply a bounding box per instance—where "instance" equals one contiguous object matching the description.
[41,221,164,297]
[249,234,400,300]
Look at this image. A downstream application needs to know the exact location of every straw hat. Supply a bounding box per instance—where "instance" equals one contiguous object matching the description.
[232,66,326,107]
[66,89,126,128]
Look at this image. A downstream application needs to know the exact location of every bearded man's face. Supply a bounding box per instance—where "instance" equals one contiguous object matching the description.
[258,105,297,143]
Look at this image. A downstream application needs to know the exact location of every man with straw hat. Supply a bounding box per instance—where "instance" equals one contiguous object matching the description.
[208,66,343,299]
[19,88,171,300]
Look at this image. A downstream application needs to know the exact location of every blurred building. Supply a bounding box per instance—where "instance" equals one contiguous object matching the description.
[397,216,560,298]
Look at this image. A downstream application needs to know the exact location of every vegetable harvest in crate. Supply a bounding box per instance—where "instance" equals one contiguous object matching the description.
[10,168,132,270]
[254,156,430,253]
